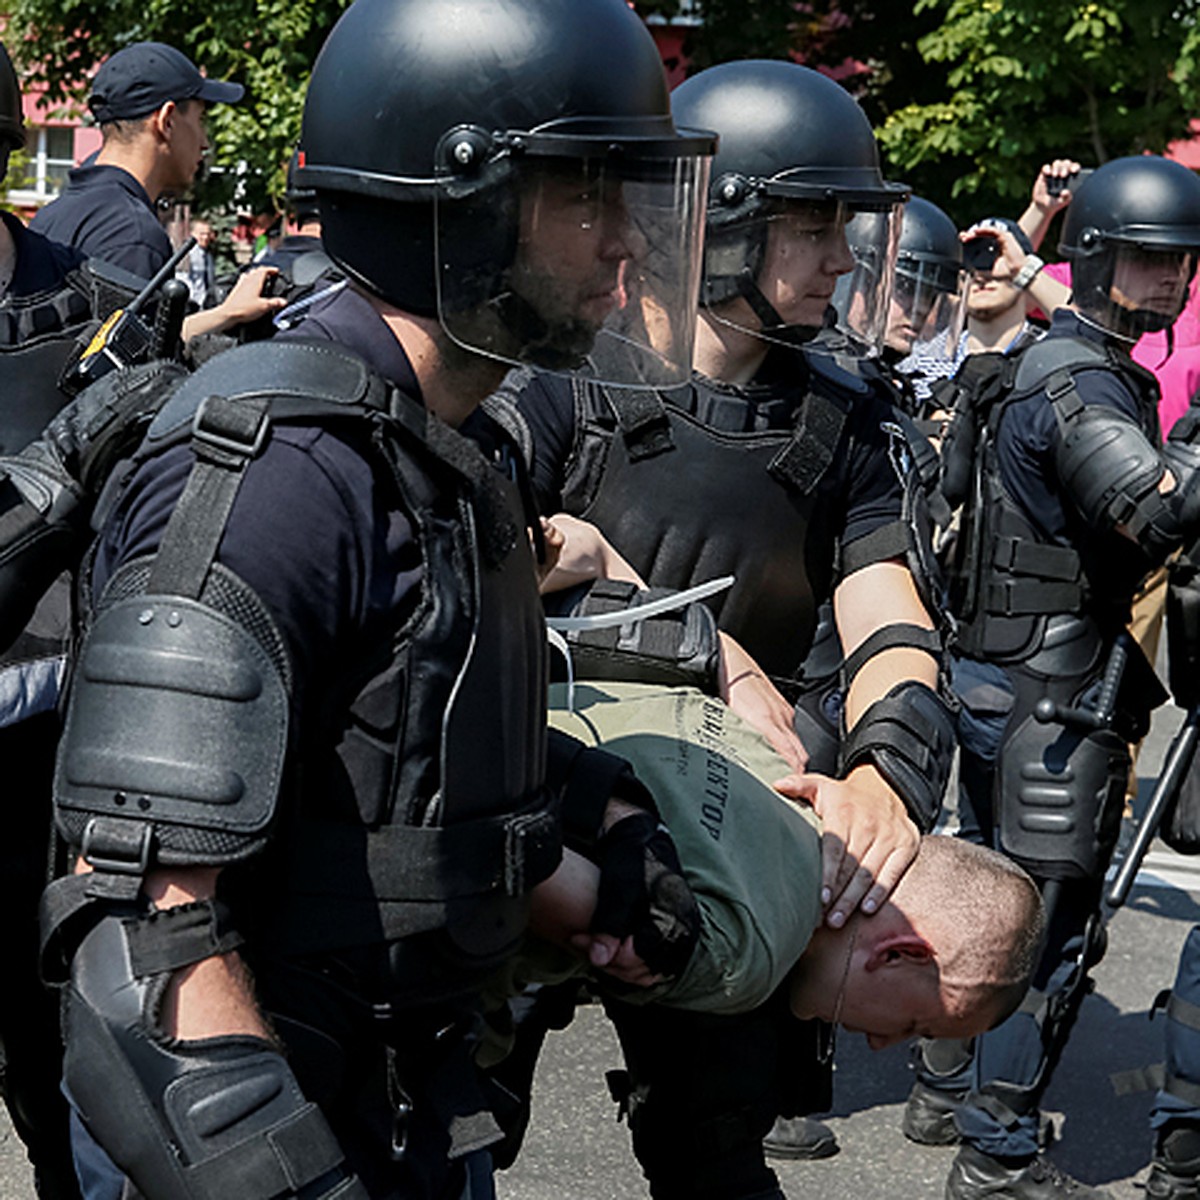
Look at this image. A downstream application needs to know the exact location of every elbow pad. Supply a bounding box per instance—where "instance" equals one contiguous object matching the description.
[1055,403,1185,560]
[553,578,721,692]
[56,906,364,1199]
[838,679,957,832]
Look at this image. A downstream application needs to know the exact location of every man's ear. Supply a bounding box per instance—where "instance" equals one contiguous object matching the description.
[149,101,177,141]
[863,931,936,972]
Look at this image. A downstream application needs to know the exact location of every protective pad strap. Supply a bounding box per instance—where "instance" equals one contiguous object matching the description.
[842,623,941,689]
[841,519,910,575]
[839,680,956,832]
[125,899,243,976]
[562,579,720,692]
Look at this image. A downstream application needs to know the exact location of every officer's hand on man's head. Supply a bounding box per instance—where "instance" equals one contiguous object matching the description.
[774,765,919,929]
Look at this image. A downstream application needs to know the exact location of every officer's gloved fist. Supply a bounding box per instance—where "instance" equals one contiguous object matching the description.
[42,358,187,498]
[590,811,700,981]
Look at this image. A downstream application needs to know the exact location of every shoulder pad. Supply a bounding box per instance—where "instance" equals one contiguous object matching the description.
[145,340,388,447]
[803,347,873,398]
[1012,336,1109,395]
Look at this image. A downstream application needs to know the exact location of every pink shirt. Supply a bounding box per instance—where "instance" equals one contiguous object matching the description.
[1035,261,1200,435]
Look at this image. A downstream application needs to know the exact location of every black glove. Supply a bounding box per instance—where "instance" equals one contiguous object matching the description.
[42,358,187,498]
[591,811,700,980]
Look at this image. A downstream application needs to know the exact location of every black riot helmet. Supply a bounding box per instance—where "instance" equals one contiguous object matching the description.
[1059,156,1200,338]
[299,0,714,387]
[671,59,908,350]
[883,196,966,356]
[0,43,26,183]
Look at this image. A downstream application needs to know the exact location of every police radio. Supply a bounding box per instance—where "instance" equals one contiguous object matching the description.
[62,238,195,394]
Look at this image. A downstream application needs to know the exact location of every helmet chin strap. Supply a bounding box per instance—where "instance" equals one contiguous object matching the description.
[736,267,819,347]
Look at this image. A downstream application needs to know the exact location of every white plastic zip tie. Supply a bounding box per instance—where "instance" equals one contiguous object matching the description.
[545,575,735,634]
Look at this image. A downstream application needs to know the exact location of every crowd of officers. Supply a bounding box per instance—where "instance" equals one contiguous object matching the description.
[0,1,1200,1198]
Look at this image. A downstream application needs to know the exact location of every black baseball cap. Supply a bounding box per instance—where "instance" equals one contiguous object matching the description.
[88,42,244,122]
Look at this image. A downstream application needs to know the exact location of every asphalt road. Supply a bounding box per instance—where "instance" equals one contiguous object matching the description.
[2,707,1196,1199]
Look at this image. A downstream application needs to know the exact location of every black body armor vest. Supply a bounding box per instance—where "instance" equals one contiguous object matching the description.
[0,259,143,454]
[948,336,1159,662]
[69,341,559,1003]
[558,354,857,682]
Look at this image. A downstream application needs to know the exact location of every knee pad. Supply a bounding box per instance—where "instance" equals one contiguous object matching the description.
[998,712,1129,880]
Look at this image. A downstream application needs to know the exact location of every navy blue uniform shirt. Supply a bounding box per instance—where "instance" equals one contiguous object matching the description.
[31,163,171,280]
[93,285,423,730]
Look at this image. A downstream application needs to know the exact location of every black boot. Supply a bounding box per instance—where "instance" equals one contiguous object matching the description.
[903,1079,966,1146]
[1145,1125,1200,1199]
[762,1115,838,1160]
[946,1144,1112,1198]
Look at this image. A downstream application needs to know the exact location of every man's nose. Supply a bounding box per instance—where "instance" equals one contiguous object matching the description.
[827,230,856,276]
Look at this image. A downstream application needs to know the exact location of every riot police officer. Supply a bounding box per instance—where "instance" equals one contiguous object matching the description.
[915,156,1200,1199]
[880,195,967,415]
[36,1,714,1197]
[505,59,957,1198]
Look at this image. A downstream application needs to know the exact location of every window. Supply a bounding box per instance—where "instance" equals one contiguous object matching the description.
[8,126,75,203]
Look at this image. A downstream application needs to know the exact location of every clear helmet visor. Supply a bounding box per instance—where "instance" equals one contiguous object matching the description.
[829,204,904,356]
[1091,242,1197,338]
[885,257,967,358]
[434,153,710,389]
[700,198,863,348]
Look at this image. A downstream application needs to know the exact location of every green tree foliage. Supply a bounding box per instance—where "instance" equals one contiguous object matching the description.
[4,0,353,212]
[877,0,1200,209]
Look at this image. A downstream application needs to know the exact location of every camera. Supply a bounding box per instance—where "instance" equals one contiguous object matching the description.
[1045,167,1094,198]
[962,235,1001,274]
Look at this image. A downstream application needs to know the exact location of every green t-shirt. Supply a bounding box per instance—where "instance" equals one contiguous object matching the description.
[543,682,823,1015]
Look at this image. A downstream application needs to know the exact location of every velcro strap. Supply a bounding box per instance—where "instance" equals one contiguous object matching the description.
[186,1102,347,1196]
[770,391,846,495]
[124,898,243,977]
[1046,369,1084,420]
[971,1085,1036,1130]
[1111,1064,1165,1097]
[839,680,956,832]
[840,520,910,575]
[606,387,674,461]
[1165,1070,1200,1108]
[843,710,932,776]
[1169,991,1200,1034]
[991,535,1081,583]
[842,624,941,688]
[288,800,562,905]
[983,578,1084,616]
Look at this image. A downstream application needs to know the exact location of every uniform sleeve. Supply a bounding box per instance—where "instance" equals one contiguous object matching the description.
[834,391,911,575]
[509,370,578,515]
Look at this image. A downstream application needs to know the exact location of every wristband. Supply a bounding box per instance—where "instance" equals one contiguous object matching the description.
[1013,254,1045,291]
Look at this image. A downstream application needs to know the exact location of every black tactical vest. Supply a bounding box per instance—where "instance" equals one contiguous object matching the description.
[949,335,1160,662]
[88,341,559,1001]
[557,354,858,682]
[0,259,143,454]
